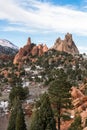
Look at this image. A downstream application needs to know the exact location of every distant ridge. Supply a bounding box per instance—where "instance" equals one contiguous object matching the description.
[0,39,18,55]
[0,39,18,50]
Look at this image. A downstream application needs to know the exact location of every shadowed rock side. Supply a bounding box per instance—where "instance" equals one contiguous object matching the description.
[53,33,79,55]
[13,37,48,64]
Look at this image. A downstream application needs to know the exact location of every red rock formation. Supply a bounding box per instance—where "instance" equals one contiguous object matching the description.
[83,127,87,130]
[71,87,84,99]
[61,120,73,130]
[43,44,48,53]
[31,46,38,56]
[13,38,48,64]
[53,33,79,55]
[27,37,31,45]
[70,86,87,127]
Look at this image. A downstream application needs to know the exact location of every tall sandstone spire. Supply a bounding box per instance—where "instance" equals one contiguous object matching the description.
[53,33,79,55]
[27,37,31,45]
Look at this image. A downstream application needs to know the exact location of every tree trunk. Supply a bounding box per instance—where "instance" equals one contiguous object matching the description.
[57,102,61,130]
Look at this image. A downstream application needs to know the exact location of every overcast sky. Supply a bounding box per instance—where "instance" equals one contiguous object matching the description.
[0,0,87,53]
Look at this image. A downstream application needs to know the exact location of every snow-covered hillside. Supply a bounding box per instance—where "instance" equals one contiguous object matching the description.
[0,39,18,55]
[0,39,18,50]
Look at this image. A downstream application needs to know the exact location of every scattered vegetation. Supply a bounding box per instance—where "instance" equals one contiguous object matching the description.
[1,49,87,130]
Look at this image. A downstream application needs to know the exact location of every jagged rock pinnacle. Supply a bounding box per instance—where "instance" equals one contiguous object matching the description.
[53,33,79,55]
[27,37,31,45]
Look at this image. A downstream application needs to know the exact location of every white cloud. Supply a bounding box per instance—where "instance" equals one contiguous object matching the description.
[0,0,87,35]
[2,26,37,33]
[78,46,87,51]
[78,46,87,54]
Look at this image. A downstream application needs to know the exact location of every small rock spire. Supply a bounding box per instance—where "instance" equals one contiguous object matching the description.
[27,37,31,45]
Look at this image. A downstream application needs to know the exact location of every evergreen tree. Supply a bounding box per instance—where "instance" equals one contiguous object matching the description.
[68,115,82,130]
[7,98,18,130]
[9,85,28,107]
[9,85,24,101]
[7,98,27,130]
[9,76,29,107]
[30,93,56,130]
[16,108,27,130]
[48,70,71,130]
[30,110,43,130]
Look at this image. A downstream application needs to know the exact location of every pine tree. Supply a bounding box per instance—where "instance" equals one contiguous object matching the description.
[30,93,56,130]
[9,85,29,107]
[30,110,43,130]
[48,70,71,130]
[68,115,82,130]
[7,98,18,130]
[16,108,27,130]
[9,76,29,107]
[7,98,27,130]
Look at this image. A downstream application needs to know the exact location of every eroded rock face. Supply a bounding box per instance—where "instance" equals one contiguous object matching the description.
[71,86,87,127]
[71,87,84,100]
[53,33,79,55]
[43,44,48,53]
[13,37,48,64]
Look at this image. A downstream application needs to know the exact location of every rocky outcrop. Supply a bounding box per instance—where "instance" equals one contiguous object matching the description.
[53,33,79,55]
[71,86,87,127]
[13,37,48,64]
[71,87,84,100]
[71,87,87,110]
